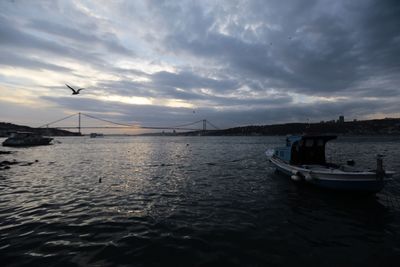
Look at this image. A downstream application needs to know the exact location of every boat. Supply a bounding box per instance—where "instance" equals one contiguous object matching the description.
[266,135,395,193]
[2,132,53,147]
[90,133,104,138]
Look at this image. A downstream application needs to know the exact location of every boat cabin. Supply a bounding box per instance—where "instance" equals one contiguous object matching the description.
[274,135,337,165]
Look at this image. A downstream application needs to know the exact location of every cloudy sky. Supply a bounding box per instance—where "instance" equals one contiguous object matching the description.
[0,0,399,132]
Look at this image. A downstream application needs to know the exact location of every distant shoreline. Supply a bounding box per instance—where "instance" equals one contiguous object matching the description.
[139,117,400,136]
[1,117,400,137]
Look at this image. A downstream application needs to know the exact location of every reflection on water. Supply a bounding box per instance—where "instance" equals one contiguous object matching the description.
[0,136,399,266]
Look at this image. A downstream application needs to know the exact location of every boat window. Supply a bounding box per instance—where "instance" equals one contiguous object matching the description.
[317,139,324,146]
[305,139,314,147]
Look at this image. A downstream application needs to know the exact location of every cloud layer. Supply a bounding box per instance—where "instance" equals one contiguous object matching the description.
[0,0,399,130]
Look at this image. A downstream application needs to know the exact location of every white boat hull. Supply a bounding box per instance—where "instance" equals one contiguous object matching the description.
[269,156,394,193]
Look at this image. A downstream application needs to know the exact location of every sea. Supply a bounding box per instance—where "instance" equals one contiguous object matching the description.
[1,136,400,266]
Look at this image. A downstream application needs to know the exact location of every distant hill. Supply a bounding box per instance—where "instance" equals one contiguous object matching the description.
[172,118,400,136]
[4,118,399,137]
[0,122,81,137]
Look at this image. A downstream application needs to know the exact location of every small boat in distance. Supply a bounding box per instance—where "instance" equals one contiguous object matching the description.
[2,132,53,147]
[90,133,104,138]
[266,135,395,193]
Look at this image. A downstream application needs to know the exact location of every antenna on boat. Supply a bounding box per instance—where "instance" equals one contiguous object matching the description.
[303,118,311,135]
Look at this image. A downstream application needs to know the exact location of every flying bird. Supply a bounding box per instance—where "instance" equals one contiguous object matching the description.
[65,84,84,95]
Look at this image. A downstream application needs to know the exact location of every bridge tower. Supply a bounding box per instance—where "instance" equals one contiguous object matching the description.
[203,119,206,132]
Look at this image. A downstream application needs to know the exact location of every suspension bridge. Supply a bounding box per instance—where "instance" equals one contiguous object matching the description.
[39,112,219,134]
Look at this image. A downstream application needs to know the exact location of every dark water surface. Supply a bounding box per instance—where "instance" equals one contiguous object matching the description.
[1,136,400,266]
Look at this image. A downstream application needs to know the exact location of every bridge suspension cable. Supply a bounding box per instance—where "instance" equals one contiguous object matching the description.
[206,120,219,130]
[39,113,79,128]
[170,120,204,128]
[40,112,220,131]
[81,113,139,127]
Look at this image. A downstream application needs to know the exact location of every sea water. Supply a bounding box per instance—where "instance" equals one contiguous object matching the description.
[1,136,399,266]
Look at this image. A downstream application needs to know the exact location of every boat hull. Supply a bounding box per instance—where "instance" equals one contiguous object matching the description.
[2,137,53,147]
[270,156,392,193]
[308,178,385,192]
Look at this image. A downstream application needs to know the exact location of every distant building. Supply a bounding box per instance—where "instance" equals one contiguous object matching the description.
[338,115,344,124]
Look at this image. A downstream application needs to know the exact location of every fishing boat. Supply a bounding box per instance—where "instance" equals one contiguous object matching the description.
[90,133,104,138]
[2,132,53,147]
[266,135,395,193]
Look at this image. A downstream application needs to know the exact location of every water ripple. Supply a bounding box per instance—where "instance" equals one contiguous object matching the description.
[0,136,399,266]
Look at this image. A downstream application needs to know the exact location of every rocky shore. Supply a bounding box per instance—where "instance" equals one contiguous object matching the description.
[0,150,39,170]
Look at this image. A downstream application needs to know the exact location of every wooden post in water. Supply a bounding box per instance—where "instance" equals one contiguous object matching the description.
[376,154,385,180]
[78,112,81,135]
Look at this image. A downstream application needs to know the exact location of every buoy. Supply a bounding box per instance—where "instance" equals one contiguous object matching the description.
[291,175,301,181]
[99,178,102,183]
[291,170,302,181]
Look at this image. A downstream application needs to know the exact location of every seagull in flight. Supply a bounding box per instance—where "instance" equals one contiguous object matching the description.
[65,84,84,95]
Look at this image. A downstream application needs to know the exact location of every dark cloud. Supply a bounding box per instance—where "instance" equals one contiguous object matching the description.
[97,70,240,100]
[0,52,72,72]
[27,19,133,56]
[96,70,291,107]
[159,0,400,97]
[152,71,239,92]
[0,16,106,66]
[1,0,399,127]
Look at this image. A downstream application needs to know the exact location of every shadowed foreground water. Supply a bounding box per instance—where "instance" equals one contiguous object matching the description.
[1,136,400,266]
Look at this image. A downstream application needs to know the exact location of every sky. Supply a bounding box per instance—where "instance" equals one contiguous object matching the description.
[0,0,399,133]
